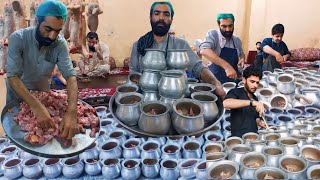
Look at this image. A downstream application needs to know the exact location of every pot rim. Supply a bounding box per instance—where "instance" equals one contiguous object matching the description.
[190,91,218,102]
[190,83,216,92]
[122,138,141,150]
[278,137,299,146]
[160,69,184,77]
[160,159,179,169]
[300,145,320,162]
[206,152,228,161]
[240,152,267,169]
[140,101,170,117]
[141,158,159,166]
[182,140,201,151]
[144,48,166,53]
[195,160,206,171]
[254,166,288,179]
[167,49,189,52]
[115,92,144,106]
[161,142,181,154]
[262,146,283,157]
[102,159,120,167]
[23,158,41,167]
[121,159,140,169]
[230,144,252,153]
[3,157,22,169]
[307,164,320,179]
[173,98,204,119]
[279,155,307,173]
[207,160,239,179]
[203,142,224,152]
[116,84,139,94]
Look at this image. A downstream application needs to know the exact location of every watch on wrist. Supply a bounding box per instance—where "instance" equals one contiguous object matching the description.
[250,99,254,106]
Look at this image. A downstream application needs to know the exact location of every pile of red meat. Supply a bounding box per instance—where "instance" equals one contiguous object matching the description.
[78,88,115,99]
[13,90,99,146]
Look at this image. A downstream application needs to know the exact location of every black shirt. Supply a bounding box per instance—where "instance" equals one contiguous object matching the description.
[224,87,260,137]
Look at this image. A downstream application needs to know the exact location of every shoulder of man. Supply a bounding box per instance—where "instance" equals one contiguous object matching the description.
[10,27,32,40]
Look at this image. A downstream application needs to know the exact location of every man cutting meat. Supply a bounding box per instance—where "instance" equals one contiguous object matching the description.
[5,0,78,140]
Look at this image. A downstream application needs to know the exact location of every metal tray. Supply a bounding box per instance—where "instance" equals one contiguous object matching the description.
[109,94,225,138]
[1,100,100,158]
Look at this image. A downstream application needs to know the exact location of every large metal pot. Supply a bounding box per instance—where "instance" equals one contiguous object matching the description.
[115,92,144,126]
[277,74,296,94]
[279,155,307,179]
[207,160,240,179]
[262,146,283,167]
[278,137,300,156]
[140,69,161,91]
[167,49,190,69]
[138,102,171,135]
[172,98,204,134]
[142,49,166,71]
[254,167,287,179]
[239,152,267,179]
[191,92,219,123]
[158,70,187,99]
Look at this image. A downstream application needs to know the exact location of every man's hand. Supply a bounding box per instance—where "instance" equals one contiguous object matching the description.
[225,65,238,79]
[215,84,226,99]
[252,101,265,116]
[32,102,55,129]
[237,57,245,69]
[275,53,284,63]
[94,43,101,53]
[59,110,78,140]
[283,54,290,62]
[257,120,267,129]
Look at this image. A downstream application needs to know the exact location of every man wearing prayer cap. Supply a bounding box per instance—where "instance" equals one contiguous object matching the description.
[5,0,79,141]
[199,13,245,84]
[129,1,226,99]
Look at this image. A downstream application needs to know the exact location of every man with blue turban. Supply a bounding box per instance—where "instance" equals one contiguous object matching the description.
[129,2,226,99]
[5,0,79,140]
[199,13,245,84]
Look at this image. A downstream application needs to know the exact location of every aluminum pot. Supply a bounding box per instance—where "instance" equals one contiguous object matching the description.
[187,134,205,146]
[257,88,274,102]
[138,101,171,135]
[142,49,166,71]
[122,138,141,159]
[279,155,307,179]
[0,145,19,159]
[292,94,313,107]
[189,83,216,94]
[276,114,293,128]
[179,159,198,179]
[127,72,141,86]
[84,159,102,176]
[268,107,284,122]
[265,133,281,146]
[229,144,252,165]
[142,90,160,102]
[101,159,121,179]
[195,160,207,180]
[0,155,7,176]
[121,159,141,180]
[62,158,84,179]
[159,70,187,99]
[161,142,182,159]
[295,82,303,94]
[239,152,267,179]
[300,145,320,168]
[267,72,278,84]
[22,158,43,179]
[172,98,204,134]
[108,128,127,145]
[250,140,267,153]
[99,139,122,160]
[0,138,8,151]
[140,69,161,91]
[160,159,180,180]
[185,78,199,97]
[307,164,320,179]
[141,159,160,178]
[301,87,320,105]
[191,92,219,123]
[115,92,143,126]
[167,49,190,69]
[206,152,228,168]
[278,137,300,155]
[43,158,62,179]
[262,146,283,167]
[270,94,288,109]
[276,73,296,94]
[202,142,224,156]
[159,95,180,114]
[242,132,260,145]
[166,136,185,147]
[254,166,288,179]
[3,158,23,179]
[115,84,139,102]
[222,82,236,94]
[204,131,224,144]
[287,108,303,119]
[79,142,99,160]
[182,140,202,159]
[140,140,161,159]
[207,160,240,179]
[224,137,244,155]
[296,78,310,87]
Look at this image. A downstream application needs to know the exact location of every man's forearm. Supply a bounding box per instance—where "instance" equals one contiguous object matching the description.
[223,98,250,109]
[96,51,103,60]
[200,48,230,69]
[263,45,280,57]
[8,76,41,107]
[66,76,78,112]
[200,68,222,87]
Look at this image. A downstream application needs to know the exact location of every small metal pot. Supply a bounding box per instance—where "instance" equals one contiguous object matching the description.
[141,159,160,178]
[239,152,267,179]
[160,159,180,180]
[84,159,102,176]
[307,164,320,179]
[185,78,199,97]
[265,133,281,146]
[108,128,127,145]
[80,142,99,160]
[167,49,190,69]
[140,69,161,91]
[229,144,252,165]
[62,158,84,179]
[207,160,240,179]
[3,158,23,179]
[159,95,180,114]
[0,155,7,176]
[222,82,236,94]
[121,159,141,180]
[22,158,43,179]
[276,74,296,94]
[166,136,185,147]
[204,131,224,144]
[257,88,274,102]
[127,72,141,86]
[206,152,228,168]
[182,140,202,159]
[262,146,283,167]
[115,84,139,102]
[172,98,205,134]
[189,83,216,94]
[268,107,284,121]
[250,140,267,153]
[279,155,307,179]
[99,139,122,160]
[138,101,171,135]
[224,137,244,155]
[278,137,300,155]
[254,166,287,179]
[142,49,166,71]
[0,145,19,159]
[196,160,207,180]
[122,138,141,159]
[287,108,303,119]
[43,158,62,178]
[202,142,224,156]
[101,159,121,179]
[179,159,198,179]
[140,140,161,159]
[142,90,160,102]
[161,142,182,159]
[159,70,187,99]
[242,132,259,145]
[292,94,313,107]
[270,94,288,109]
[187,134,205,146]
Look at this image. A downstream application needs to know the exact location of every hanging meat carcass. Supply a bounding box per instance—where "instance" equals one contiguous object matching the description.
[59,0,71,40]
[87,0,103,32]
[12,0,27,30]
[3,0,16,46]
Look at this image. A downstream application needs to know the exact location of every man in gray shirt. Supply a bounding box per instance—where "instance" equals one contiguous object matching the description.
[6,1,78,140]
[199,13,245,84]
[129,2,225,98]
